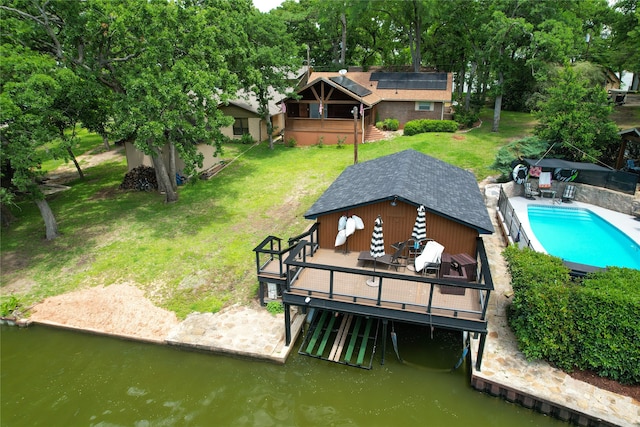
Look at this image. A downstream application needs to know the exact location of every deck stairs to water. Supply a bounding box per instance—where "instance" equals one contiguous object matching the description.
[298,310,379,369]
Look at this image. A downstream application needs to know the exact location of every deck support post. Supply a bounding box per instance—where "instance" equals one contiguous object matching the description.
[475,332,487,371]
[284,303,292,345]
[381,319,388,365]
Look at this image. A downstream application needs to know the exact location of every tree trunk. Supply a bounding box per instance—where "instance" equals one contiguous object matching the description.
[412,0,421,72]
[340,13,347,66]
[150,145,178,203]
[465,62,477,111]
[101,132,110,151]
[1,203,16,227]
[35,198,59,240]
[492,71,504,133]
[67,147,85,179]
[169,141,177,192]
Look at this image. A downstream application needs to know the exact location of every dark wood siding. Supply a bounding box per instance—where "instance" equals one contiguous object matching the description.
[314,200,478,256]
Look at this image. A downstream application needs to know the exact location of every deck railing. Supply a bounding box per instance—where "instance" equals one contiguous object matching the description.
[497,186,533,249]
[253,224,320,279]
[283,238,494,330]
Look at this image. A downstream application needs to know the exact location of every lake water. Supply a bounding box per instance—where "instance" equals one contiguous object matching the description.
[1,324,566,426]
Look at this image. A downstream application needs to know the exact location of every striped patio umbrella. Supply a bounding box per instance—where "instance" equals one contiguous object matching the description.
[367,215,385,286]
[411,205,427,245]
[369,215,385,258]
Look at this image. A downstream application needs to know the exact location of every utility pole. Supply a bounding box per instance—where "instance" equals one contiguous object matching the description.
[352,106,358,164]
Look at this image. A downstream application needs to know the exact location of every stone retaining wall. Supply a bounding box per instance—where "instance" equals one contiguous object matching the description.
[506,180,639,216]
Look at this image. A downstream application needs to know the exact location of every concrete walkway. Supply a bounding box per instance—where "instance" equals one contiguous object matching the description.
[470,183,640,427]
[166,304,305,364]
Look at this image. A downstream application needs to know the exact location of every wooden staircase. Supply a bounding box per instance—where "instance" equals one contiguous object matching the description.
[364,125,387,142]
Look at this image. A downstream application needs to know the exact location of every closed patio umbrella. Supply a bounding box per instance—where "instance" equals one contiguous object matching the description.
[367,215,385,286]
[411,205,427,245]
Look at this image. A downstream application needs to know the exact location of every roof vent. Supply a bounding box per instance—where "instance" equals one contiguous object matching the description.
[338,69,347,76]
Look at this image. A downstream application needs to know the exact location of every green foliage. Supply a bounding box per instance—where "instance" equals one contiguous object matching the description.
[453,108,480,129]
[403,119,458,136]
[239,133,255,145]
[533,66,620,164]
[286,137,297,148]
[504,246,640,384]
[266,301,284,315]
[336,135,346,149]
[375,119,399,131]
[491,136,550,180]
[316,136,324,148]
[0,295,21,317]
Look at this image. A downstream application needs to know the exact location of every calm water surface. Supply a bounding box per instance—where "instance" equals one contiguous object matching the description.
[1,324,565,426]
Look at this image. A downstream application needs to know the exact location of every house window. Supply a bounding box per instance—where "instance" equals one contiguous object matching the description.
[416,101,434,111]
[233,118,249,136]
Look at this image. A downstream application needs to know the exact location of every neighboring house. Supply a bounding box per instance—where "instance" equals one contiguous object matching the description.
[123,89,284,173]
[254,149,495,369]
[281,67,453,146]
[304,149,494,255]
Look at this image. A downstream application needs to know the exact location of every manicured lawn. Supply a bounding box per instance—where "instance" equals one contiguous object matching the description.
[2,110,535,317]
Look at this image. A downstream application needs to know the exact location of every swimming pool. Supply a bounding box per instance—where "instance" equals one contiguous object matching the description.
[527,205,640,270]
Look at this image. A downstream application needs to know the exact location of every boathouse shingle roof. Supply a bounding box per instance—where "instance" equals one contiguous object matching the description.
[304,149,494,234]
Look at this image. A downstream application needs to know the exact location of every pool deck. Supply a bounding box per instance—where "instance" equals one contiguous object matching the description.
[508,194,640,252]
[470,185,640,427]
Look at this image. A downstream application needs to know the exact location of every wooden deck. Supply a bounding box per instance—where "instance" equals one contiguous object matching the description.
[285,248,486,325]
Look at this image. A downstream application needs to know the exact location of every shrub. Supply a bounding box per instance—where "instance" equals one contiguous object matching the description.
[316,136,324,148]
[382,118,399,131]
[286,137,297,148]
[239,133,255,145]
[266,301,284,315]
[0,295,20,317]
[453,108,480,129]
[403,119,458,136]
[375,119,399,131]
[503,245,640,384]
[336,135,346,149]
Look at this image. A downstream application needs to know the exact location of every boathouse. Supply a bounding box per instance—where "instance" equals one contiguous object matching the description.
[254,149,495,369]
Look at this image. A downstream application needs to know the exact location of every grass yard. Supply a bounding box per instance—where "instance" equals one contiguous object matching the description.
[0,109,536,318]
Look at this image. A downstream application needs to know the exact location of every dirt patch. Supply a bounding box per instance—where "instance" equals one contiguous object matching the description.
[45,146,125,186]
[452,134,466,141]
[27,283,179,342]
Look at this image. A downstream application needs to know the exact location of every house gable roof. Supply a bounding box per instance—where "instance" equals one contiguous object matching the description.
[304,149,494,234]
[287,70,453,106]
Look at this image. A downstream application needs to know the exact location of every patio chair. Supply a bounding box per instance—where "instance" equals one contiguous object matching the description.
[358,241,407,271]
[524,182,539,199]
[538,171,552,189]
[625,159,640,173]
[414,241,445,276]
[562,184,576,203]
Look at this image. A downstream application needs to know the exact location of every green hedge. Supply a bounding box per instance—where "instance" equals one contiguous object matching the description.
[375,118,399,131]
[503,245,640,384]
[403,119,458,136]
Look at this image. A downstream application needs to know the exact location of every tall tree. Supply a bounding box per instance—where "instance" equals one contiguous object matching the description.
[2,0,248,203]
[238,10,300,149]
[534,66,619,164]
[0,45,60,239]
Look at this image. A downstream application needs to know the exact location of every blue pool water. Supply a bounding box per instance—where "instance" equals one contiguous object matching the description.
[527,206,640,269]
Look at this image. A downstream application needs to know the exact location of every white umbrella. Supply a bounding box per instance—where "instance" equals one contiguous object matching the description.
[367,216,385,286]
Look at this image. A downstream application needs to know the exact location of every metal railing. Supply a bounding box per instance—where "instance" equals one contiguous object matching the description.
[283,239,493,328]
[497,186,533,249]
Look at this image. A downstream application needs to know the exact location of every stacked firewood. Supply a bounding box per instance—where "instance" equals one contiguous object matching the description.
[119,166,158,191]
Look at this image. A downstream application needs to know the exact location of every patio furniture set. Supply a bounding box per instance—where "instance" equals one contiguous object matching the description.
[524,171,576,203]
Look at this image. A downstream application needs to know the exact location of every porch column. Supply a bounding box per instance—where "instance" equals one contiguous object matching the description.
[475,332,487,371]
[284,303,291,345]
[381,319,388,365]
